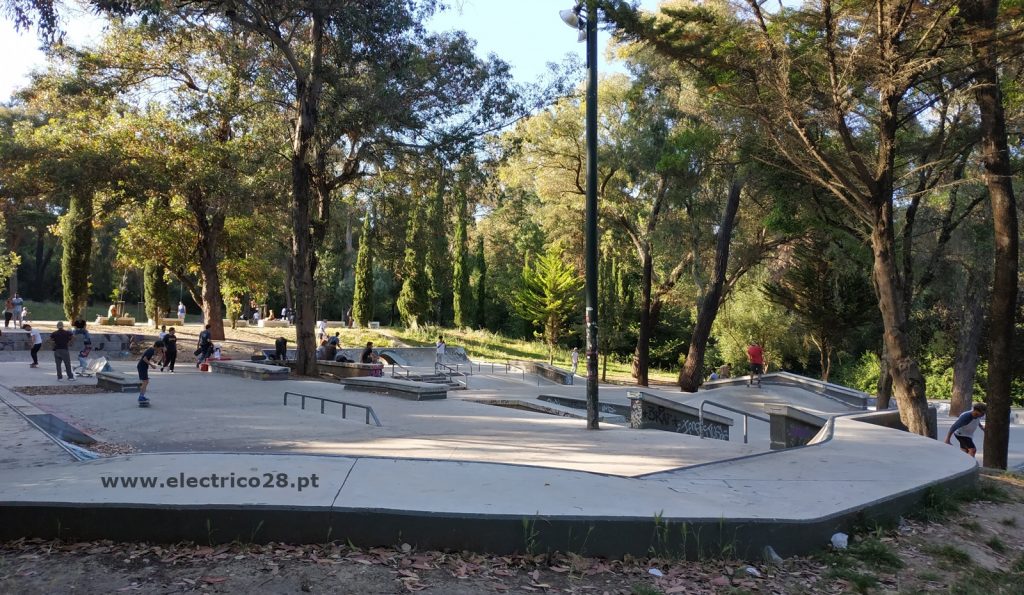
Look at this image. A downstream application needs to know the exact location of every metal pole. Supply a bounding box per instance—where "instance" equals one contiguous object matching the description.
[584,0,600,430]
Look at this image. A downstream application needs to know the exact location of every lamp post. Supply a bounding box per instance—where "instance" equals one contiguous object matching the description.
[560,1,600,430]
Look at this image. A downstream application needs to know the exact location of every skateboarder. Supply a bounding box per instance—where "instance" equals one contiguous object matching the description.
[137,340,165,407]
[945,402,987,457]
[23,323,42,367]
[746,341,764,387]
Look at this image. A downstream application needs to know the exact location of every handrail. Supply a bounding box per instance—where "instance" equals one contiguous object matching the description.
[435,362,469,389]
[283,391,381,426]
[390,361,413,379]
[699,399,769,444]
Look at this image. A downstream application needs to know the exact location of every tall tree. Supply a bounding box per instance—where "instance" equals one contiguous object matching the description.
[452,188,470,328]
[512,247,584,363]
[352,207,374,327]
[474,235,487,328]
[604,0,968,434]
[959,0,1020,469]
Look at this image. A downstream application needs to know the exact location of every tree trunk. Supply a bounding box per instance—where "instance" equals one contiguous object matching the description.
[679,180,742,392]
[950,283,986,417]
[962,0,1019,469]
[632,248,653,387]
[869,208,931,435]
[197,223,225,341]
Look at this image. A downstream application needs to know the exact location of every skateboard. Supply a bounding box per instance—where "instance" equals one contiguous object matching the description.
[138,399,151,408]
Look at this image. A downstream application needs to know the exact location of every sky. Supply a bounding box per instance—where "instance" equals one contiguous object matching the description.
[0,0,663,103]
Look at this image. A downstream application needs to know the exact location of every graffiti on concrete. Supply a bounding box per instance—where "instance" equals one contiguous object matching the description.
[630,401,730,441]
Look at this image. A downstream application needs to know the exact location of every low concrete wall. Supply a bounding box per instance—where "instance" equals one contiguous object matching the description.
[211,361,290,381]
[627,391,732,441]
[317,360,383,378]
[852,407,939,440]
[538,395,630,418]
[765,404,827,450]
[508,360,573,385]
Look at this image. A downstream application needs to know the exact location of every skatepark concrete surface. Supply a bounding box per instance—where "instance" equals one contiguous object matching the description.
[0,351,1009,558]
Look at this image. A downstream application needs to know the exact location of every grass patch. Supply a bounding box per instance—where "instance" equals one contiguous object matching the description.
[922,544,972,565]
[948,563,1024,594]
[389,325,679,384]
[985,536,1007,554]
[848,537,904,570]
[961,520,983,532]
[631,585,663,595]
[1000,517,1017,527]
[824,567,878,593]
[908,481,1010,523]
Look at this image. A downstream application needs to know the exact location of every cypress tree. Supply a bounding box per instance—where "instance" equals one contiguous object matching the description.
[452,193,470,328]
[61,192,93,322]
[474,235,486,328]
[144,263,170,327]
[352,209,374,326]
[397,200,430,327]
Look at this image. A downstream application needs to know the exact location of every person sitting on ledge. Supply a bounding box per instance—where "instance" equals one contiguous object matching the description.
[360,341,374,364]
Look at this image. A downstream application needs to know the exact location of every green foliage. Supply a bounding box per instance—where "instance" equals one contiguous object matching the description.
[143,263,169,325]
[352,210,374,327]
[397,205,430,327]
[452,194,470,328]
[60,192,93,322]
[474,235,486,329]
[713,272,803,372]
[511,247,584,361]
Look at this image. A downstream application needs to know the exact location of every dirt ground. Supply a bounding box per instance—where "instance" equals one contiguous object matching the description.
[1,472,1021,595]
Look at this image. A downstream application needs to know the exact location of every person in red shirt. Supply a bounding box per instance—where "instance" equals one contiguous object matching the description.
[746,342,764,387]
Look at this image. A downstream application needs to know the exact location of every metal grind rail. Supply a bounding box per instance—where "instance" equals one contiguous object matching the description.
[434,362,469,389]
[699,399,769,444]
[283,392,381,426]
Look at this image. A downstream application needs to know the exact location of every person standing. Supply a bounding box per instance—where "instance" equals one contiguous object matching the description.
[570,347,579,375]
[274,336,288,361]
[435,336,446,367]
[317,319,327,342]
[3,297,12,328]
[177,301,186,323]
[24,323,42,368]
[746,342,764,387]
[11,293,24,326]
[161,327,178,373]
[51,321,75,381]
[196,324,213,367]
[945,402,987,457]
[328,331,340,346]
[137,340,165,406]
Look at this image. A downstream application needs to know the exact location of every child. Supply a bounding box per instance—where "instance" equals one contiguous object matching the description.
[137,340,165,407]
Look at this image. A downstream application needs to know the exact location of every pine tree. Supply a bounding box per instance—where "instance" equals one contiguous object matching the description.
[512,247,584,362]
[352,209,374,327]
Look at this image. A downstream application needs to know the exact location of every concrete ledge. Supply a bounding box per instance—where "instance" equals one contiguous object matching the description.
[628,391,733,441]
[257,320,290,328]
[476,399,626,423]
[340,377,446,400]
[317,360,383,378]
[210,361,290,381]
[508,360,573,385]
[765,404,827,450]
[538,395,630,418]
[96,371,142,393]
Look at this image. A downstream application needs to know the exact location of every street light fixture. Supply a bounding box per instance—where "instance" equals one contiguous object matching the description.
[560,1,600,430]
